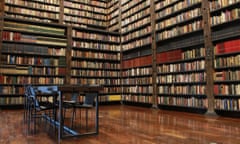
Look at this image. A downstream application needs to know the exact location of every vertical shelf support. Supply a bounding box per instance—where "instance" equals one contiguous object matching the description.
[59,0,64,24]
[66,26,72,85]
[150,0,157,108]
[202,0,217,116]
[0,0,4,66]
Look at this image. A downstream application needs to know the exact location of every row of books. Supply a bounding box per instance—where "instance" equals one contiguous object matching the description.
[0,76,64,85]
[158,60,205,73]
[123,86,153,93]
[122,67,152,76]
[182,47,206,59]
[121,7,150,27]
[122,55,152,69]
[210,8,240,26]
[70,78,120,85]
[4,21,65,36]
[108,17,118,27]
[158,85,205,95]
[155,0,178,11]
[5,0,60,5]
[64,0,106,11]
[72,30,119,42]
[121,25,151,42]
[0,97,24,105]
[4,5,59,20]
[108,24,119,32]
[215,54,240,68]
[5,0,60,12]
[0,85,24,94]
[122,36,151,51]
[64,15,107,27]
[122,77,152,85]
[28,67,66,75]
[122,95,152,103]
[64,8,106,20]
[2,31,67,46]
[209,0,240,11]
[122,0,149,19]
[2,55,66,66]
[155,0,201,18]
[121,0,149,13]
[71,61,120,69]
[155,8,201,30]
[214,84,240,95]
[72,41,120,51]
[157,72,206,83]
[156,20,203,40]
[157,49,182,63]
[158,96,207,108]
[71,50,120,60]
[215,71,240,81]
[121,17,150,34]
[102,88,121,94]
[107,0,118,8]
[1,66,66,76]
[215,99,240,111]
[2,43,65,56]
[4,14,56,23]
[107,2,119,20]
[71,69,120,77]
[214,39,240,54]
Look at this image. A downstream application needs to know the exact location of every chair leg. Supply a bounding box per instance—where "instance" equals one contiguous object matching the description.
[71,108,76,128]
[86,109,88,130]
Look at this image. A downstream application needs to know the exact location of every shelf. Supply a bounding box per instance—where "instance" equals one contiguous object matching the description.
[215,110,240,118]
[158,104,207,114]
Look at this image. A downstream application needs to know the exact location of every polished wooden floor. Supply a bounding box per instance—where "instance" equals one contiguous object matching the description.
[0,105,240,144]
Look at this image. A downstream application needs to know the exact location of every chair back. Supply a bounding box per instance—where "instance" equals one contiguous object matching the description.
[27,86,40,109]
[84,93,96,106]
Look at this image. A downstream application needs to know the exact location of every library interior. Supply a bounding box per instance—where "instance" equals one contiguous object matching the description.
[0,0,240,143]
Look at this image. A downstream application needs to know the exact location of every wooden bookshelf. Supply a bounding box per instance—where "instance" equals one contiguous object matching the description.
[121,55,152,107]
[156,47,207,113]
[107,0,120,32]
[120,0,153,107]
[63,0,107,29]
[0,0,240,117]
[71,26,121,104]
[0,17,67,106]
[4,0,60,23]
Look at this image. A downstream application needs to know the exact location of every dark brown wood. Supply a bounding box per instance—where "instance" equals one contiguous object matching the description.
[150,0,157,108]
[1,105,240,143]
[202,0,216,115]
[0,0,4,66]
[58,85,104,93]
[65,26,72,85]
[59,0,64,24]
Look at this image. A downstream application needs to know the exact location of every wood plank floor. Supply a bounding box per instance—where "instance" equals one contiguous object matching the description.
[0,105,240,144]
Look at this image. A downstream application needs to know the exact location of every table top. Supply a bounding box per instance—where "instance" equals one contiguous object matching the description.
[58,85,103,93]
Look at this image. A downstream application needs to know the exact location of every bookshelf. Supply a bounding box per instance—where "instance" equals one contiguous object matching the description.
[156,47,208,113]
[4,0,60,23]
[120,0,152,107]
[121,55,152,107]
[0,0,239,117]
[107,0,120,32]
[154,0,207,113]
[214,39,240,117]
[210,0,240,117]
[71,27,121,104]
[0,17,67,107]
[63,0,107,29]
